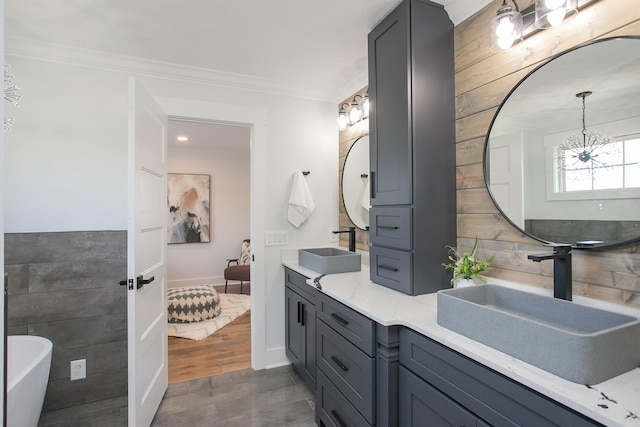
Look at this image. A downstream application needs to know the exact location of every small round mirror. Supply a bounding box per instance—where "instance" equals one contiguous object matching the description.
[341,134,370,230]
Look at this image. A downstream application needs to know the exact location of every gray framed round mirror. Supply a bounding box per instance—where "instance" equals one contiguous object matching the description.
[484,36,640,249]
[341,134,370,230]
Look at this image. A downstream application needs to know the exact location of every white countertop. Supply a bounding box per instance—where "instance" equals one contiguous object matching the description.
[282,249,640,427]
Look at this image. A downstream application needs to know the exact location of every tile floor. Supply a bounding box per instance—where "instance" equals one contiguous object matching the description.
[151,365,316,426]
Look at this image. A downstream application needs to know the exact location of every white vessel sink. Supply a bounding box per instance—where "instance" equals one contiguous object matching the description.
[298,248,361,274]
[437,284,640,384]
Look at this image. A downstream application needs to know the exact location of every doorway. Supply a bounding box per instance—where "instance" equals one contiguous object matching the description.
[166,118,252,383]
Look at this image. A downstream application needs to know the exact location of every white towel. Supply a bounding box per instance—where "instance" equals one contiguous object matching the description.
[361,176,370,211]
[288,171,316,228]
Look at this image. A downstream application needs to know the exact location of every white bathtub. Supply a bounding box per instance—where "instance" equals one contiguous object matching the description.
[7,335,53,427]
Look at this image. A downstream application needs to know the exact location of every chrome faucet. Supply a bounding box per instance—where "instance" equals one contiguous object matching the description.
[332,226,356,252]
[528,244,573,301]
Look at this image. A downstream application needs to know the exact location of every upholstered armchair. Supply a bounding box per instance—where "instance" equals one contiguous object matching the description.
[224,239,250,293]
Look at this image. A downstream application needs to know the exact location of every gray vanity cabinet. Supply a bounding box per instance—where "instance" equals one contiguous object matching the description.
[399,328,603,427]
[368,0,456,296]
[400,366,489,427]
[284,268,317,392]
[316,292,378,426]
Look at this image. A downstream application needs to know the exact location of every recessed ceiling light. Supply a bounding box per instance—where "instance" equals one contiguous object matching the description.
[177,136,188,142]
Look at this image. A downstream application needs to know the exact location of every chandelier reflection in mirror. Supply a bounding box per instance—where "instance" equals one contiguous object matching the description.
[4,63,22,132]
[554,91,640,192]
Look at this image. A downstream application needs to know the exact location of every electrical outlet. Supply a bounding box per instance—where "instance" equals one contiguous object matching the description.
[70,359,86,381]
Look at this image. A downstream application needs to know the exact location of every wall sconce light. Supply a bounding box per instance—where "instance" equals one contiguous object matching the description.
[338,90,369,130]
[490,0,596,52]
[535,0,578,28]
[489,1,523,53]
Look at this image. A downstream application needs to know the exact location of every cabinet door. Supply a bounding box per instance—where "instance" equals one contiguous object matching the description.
[300,297,317,390]
[368,0,412,206]
[285,287,316,391]
[400,366,481,427]
[285,287,304,367]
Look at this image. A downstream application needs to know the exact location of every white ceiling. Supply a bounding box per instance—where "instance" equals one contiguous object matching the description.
[168,119,251,150]
[5,0,491,151]
[4,0,490,103]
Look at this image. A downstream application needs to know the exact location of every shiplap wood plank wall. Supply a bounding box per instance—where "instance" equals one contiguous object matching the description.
[455,0,640,308]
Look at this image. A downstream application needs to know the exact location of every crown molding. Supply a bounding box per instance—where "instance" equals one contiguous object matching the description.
[5,35,336,104]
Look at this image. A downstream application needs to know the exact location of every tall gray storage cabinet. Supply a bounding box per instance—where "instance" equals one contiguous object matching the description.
[368,0,456,295]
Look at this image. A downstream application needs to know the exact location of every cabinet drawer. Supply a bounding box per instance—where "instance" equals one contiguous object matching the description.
[317,370,370,427]
[370,206,412,250]
[285,267,316,303]
[318,320,375,424]
[399,329,602,427]
[369,246,412,294]
[317,292,375,356]
[400,366,484,427]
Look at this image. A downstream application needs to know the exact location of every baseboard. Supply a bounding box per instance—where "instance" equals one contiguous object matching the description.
[262,346,289,370]
[168,277,224,288]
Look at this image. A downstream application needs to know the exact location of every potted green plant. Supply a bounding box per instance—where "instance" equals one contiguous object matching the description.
[442,237,494,287]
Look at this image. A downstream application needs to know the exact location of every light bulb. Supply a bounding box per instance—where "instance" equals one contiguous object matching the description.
[496,16,515,39]
[338,113,348,130]
[349,105,362,124]
[547,8,566,26]
[545,0,565,9]
[362,98,369,118]
[498,34,515,50]
[495,16,516,50]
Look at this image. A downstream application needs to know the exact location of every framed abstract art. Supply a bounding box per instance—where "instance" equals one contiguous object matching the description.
[167,173,211,244]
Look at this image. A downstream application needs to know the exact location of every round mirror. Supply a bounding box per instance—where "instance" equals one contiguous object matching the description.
[485,37,640,248]
[342,134,370,230]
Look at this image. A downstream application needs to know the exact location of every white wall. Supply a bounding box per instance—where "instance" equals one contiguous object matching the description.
[4,57,128,232]
[167,141,250,288]
[3,51,340,369]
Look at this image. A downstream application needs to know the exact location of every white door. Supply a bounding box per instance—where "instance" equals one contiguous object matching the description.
[127,77,168,426]
[489,133,524,228]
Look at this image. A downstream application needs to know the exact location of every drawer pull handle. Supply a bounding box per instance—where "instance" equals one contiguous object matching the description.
[297,301,301,324]
[331,355,349,372]
[378,225,399,230]
[331,410,348,427]
[330,313,349,326]
[379,265,399,272]
[370,171,375,199]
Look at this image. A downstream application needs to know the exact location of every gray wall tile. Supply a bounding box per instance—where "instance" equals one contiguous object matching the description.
[43,369,128,412]
[5,231,126,265]
[49,340,128,381]
[29,259,126,293]
[5,231,128,421]
[5,264,29,295]
[10,288,126,325]
[38,396,127,427]
[29,314,127,348]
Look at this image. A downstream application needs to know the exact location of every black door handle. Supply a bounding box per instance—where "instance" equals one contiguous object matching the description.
[119,279,133,290]
[136,275,155,289]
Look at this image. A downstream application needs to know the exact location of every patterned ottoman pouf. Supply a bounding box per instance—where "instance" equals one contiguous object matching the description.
[167,285,222,323]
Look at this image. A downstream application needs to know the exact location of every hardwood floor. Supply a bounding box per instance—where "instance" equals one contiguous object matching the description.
[168,283,251,384]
